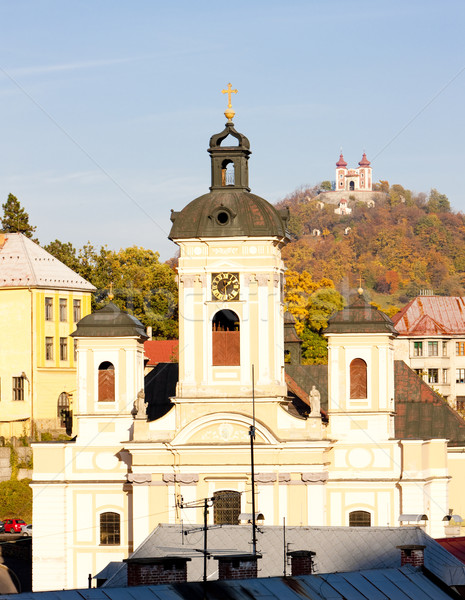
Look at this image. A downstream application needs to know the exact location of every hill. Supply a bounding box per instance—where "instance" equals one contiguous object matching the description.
[277,182,463,311]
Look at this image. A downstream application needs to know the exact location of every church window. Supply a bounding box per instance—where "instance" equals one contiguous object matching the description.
[57,392,69,427]
[349,510,371,527]
[350,358,367,399]
[98,362,115,402]
[213,490,241,525]
[100,512,120,545]
[212,311,240,366]
[413,341,423,356]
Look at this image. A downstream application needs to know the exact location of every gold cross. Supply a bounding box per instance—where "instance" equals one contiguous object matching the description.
[222,83,238,108]
[357,274,363,288]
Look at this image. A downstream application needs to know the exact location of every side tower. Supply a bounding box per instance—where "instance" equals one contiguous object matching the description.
[325,292,398,440]
[335,152,348,190]
[31,303,148,591]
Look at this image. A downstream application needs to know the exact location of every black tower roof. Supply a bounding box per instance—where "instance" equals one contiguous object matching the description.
[71,302,148,339]
[169,120,290,240]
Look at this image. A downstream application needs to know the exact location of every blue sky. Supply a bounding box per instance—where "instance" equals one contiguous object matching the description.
[0,0,464,260]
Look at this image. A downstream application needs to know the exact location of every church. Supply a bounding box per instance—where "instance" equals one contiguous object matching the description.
[31,97,465,591]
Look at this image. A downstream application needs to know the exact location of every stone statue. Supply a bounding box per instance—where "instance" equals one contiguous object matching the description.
[309,385,320,416]
[132,389,147,420]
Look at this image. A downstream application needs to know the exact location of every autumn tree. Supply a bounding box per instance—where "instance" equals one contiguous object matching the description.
[1,194,37,238]
[285,270,344,364]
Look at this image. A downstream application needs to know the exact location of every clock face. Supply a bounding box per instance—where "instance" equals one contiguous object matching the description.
[211,272,240,301]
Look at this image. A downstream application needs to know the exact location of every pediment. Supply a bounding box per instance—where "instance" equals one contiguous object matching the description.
[172,412,278,446]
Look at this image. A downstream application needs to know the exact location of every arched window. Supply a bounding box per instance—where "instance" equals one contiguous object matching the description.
[213,490,241,525]
[100,512,120,545]
[212,311,240,366]
[349,510,371,527]
[350,358,367,399]
[57,392,69,427]
[98,361,115,402]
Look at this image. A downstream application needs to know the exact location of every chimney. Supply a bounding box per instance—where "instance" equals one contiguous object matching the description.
[287,550,316,575]
[397,545,425,567]
[214,554,261,580]
[125,556,190,586]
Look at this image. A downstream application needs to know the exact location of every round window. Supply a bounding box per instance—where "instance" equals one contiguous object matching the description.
[216,211,230,225]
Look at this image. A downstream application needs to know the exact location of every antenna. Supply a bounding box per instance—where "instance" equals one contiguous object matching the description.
[178,496,214,583]
[250,364,257,555]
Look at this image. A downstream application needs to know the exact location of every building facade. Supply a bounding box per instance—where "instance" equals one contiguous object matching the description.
[31,112,465,592]
[393,295,465,409]
[0,233,94,436]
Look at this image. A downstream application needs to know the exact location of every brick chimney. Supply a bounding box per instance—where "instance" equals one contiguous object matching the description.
[397,545,425,567]
[125,556,191,586]
[287,550,316,575]
[214,554,261,580]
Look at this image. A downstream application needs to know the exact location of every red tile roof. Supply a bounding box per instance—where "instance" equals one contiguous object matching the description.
[336,153,347,168]
[144,340,178,365]
[392,296,465,336]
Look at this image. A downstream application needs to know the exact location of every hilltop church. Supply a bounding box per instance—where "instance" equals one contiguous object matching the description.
[31,100,465,591]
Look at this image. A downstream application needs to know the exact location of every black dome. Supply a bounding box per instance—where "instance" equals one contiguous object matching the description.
[169,189,289,239]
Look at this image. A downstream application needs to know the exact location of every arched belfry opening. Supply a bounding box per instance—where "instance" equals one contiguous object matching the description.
[221,160,235,186]
[98,361,115,402]
[212,310,240,366]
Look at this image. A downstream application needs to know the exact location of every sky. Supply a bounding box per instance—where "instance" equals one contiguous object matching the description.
[0,0,464,261]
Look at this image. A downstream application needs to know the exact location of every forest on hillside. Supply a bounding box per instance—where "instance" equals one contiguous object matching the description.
[276,182,463,308]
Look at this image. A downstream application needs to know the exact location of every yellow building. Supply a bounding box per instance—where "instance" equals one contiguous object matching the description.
[31,110,465,592]
[0,232,95,437]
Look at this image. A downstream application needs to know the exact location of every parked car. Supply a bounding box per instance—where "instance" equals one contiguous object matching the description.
[4,519,26,533]
[20,524,32,537]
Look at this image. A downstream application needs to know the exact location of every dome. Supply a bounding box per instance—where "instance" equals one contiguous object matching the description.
[358,153,371,167]
[71,302,148,339]
[169,188,289,239]
[169,120,290,241]
[336,153,348,168]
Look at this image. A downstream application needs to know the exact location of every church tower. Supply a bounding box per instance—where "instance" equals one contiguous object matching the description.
[169,93,290,405]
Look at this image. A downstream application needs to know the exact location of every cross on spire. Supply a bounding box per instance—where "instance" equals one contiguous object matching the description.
[222,83,238,121]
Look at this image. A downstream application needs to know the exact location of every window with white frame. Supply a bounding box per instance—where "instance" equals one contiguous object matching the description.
[428,368,438,384]
[59,298,67,322]
[45,337,54,360]
[457,369,465,384]
[428,341,438,356]
[413,341,423,356]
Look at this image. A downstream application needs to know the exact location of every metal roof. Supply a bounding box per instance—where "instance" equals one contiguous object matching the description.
[106,524,465,587]
[0,233,95,291]
[2,566,457,600]
[71,303,148,339]
[326,294,398,336]
[392,296,465,336]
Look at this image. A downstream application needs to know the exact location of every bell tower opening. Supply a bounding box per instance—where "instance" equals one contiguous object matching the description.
[221,160,235,186]
[212,310,240,366]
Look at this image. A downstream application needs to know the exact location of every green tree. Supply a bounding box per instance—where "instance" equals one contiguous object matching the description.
[43,239,80,272]
[427,188,450,213]
[320,180,332,191]
[1,194,37,238]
